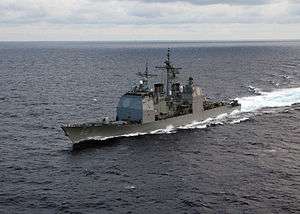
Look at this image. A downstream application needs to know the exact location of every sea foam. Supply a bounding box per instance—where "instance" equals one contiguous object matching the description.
[237,87,300,112]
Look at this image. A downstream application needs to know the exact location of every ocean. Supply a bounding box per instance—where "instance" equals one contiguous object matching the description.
[0,41,299,213]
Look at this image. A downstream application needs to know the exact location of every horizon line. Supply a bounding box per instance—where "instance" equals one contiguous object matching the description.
[1,39,300,43]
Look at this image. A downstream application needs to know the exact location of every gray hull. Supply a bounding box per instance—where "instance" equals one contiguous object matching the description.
[62,105,240,144]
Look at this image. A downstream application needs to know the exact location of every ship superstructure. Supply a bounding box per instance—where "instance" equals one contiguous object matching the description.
[116,48,204,124]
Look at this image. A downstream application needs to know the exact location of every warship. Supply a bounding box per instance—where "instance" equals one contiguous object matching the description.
[62,49,241,145]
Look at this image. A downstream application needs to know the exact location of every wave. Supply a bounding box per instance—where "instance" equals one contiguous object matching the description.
[229,117,250,124]
[248,85,262,95]
[89,132,148,141]
[150,125,176,134]
[178,118,213,130]
[237,87,300,112]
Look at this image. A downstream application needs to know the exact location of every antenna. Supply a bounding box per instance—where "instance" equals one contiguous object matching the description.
[137,61,157,79]
[155,48,182,96]
[167,48,170,62]
[136,62,157,91]
[145,61,149,76]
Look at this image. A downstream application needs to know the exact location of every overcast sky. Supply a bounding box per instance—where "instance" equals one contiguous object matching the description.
[0,0,300,41]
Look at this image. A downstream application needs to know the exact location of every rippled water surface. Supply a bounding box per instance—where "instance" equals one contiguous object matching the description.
[1,41,300,213]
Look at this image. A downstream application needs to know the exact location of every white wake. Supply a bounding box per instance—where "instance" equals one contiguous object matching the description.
[237,87,300,112]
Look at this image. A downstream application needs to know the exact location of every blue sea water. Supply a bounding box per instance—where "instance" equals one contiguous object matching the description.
[0,41,299,213]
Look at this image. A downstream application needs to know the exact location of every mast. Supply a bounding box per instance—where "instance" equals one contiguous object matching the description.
[156,48,182,96]
[136,62,157,91]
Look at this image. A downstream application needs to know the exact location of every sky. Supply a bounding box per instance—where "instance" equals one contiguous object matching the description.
[0,0,300,41]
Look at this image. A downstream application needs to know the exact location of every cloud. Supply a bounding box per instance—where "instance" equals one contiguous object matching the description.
[0,0,299,40]
[128,0,273,5]
[0,0,299,26]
